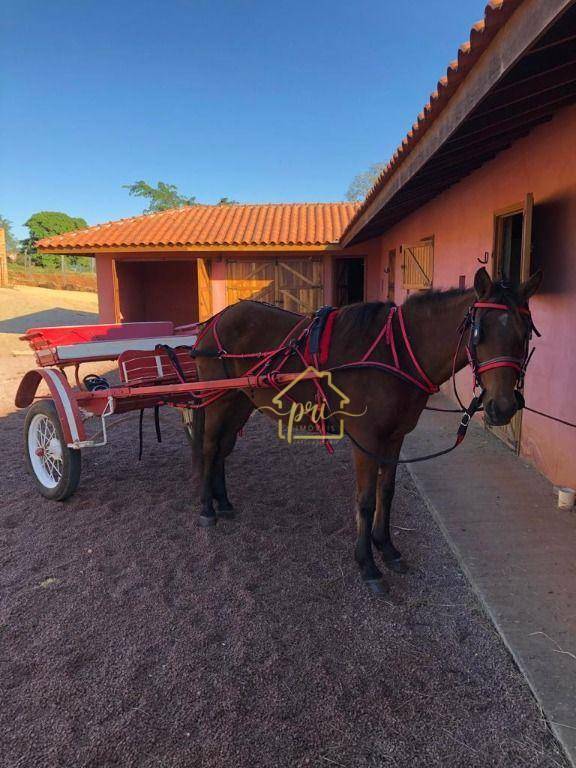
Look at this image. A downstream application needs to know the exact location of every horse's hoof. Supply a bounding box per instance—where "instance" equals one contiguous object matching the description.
[198,515,217,528]
[385,557,409,574]
[363,578,389,595]
[217,507,235,520]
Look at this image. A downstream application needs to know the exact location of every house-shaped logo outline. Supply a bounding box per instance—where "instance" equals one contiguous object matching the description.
[272,367,350,442]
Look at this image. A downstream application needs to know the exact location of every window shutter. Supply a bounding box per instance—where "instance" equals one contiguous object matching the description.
[402,240,434,290]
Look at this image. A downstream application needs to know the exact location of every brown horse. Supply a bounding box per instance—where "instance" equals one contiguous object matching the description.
[189,267,542,593]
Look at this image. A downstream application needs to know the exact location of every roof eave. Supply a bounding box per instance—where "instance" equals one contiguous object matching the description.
[37,243,340,254]
[341,0,572,247]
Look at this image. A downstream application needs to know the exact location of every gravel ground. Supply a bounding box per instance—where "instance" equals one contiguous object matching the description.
[0,399,569,768]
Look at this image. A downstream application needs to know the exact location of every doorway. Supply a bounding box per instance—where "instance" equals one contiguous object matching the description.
[495,212,524,285]
[488,193,533,451]
[114,259,199,326]
[334,258,365,306]
[387,249,396,301]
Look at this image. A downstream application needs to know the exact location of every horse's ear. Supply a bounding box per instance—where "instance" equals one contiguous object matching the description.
[474,267,493,299]
[520,270,543,301]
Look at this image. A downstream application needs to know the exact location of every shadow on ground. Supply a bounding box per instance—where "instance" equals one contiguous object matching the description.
[0,308,98,335]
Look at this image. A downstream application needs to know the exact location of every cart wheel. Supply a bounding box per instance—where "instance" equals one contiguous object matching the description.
[24,400,81,501]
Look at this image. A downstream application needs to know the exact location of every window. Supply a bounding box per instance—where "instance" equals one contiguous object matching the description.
[401,238,434,290]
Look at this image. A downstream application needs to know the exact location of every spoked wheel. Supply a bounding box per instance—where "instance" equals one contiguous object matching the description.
[24,400,81,501]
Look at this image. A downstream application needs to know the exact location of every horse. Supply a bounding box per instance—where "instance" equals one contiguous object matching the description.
[188,267,542,593]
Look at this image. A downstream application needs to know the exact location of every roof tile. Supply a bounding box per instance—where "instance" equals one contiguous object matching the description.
[38,202,360,251]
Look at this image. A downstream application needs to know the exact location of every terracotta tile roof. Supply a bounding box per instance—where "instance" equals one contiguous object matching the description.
[38,203,361,250]
[342,0,525,239]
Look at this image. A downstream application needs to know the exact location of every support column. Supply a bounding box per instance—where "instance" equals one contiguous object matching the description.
[95,254,117,322]
[211,258,227,312]
[323,253,334,305]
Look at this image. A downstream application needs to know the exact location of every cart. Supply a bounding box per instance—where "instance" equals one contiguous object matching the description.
[16,319,318,501]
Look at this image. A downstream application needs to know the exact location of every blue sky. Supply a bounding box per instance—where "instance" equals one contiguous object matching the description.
[1,0,485,240]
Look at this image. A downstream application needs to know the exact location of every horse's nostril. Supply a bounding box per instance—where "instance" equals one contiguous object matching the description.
[487,399,517,424]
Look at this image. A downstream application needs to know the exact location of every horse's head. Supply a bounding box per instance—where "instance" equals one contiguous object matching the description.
[471,267,542,426]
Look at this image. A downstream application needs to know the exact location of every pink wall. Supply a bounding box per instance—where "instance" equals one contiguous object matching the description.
[95,254,116,322]
[363,104,576,487]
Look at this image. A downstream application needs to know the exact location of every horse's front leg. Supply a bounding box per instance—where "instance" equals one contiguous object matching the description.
[352,449,386,594]
[199,431,219,527]
[211,454,234,518]
[371,438,409,574]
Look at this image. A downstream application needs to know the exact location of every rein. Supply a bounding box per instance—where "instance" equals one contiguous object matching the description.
[349,300,539,466]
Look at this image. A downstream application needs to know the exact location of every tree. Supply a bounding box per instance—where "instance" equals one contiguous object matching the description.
[0,215,18,253]
[346,162,387,202]
[123,181,238,212]
[23,211,88,247]
[123,180,197,213]
[23,211,88,268]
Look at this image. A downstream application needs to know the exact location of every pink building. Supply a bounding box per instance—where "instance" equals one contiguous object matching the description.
[39,0,576,487]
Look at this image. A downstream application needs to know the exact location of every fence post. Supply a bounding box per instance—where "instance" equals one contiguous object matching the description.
[0,227,8,287]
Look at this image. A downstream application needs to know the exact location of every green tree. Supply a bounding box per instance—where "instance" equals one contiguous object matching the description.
[23,211,88,268]
[0,215,19,253]
[346,162,387,202]
[123,181,239,212]
[123,180,197,213]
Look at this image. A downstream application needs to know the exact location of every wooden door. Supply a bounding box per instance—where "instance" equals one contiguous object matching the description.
[277,260,323,313]
[197,258,212,321]
[226,261,276,305]
[226,259,323,313]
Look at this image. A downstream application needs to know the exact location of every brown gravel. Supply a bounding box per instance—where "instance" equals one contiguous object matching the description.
[0,404,569,768]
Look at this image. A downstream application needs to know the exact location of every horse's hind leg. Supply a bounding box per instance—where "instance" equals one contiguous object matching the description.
[352,449,387,594]
[198,394,253,527]
[211,396,254,519]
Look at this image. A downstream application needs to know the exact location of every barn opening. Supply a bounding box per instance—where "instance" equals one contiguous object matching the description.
[114,259,199,326]
[495,211,524,286]
[334,257,364,306]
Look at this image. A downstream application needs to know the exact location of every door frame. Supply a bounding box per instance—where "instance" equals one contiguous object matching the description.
[488,193,533,452]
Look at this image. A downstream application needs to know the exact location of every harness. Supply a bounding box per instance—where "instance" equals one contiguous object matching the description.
[176,297,538,464]
[453,300,540,413]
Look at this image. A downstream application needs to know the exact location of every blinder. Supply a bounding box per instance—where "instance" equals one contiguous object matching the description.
[470,315,483,347]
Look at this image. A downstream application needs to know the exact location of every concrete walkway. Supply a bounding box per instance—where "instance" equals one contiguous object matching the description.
[404,395,576,764]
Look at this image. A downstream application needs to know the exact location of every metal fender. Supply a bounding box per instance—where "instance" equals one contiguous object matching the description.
[15,369,87,445]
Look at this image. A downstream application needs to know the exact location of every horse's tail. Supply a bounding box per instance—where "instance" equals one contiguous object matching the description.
[184,407,205,484]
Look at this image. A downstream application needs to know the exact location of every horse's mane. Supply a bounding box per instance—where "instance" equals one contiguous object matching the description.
[239,299,304,317]
[337,301,393,333]
[404,287,469,307]
[337,281,526,333]
[405,281,524,310]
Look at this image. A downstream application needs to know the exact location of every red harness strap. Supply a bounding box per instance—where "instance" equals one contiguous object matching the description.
[334,305,439,395]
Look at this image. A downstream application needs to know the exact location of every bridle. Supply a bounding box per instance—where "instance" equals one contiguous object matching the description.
[453,299,541,416]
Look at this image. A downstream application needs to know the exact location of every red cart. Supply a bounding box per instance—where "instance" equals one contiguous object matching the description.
[16,320,318,501]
